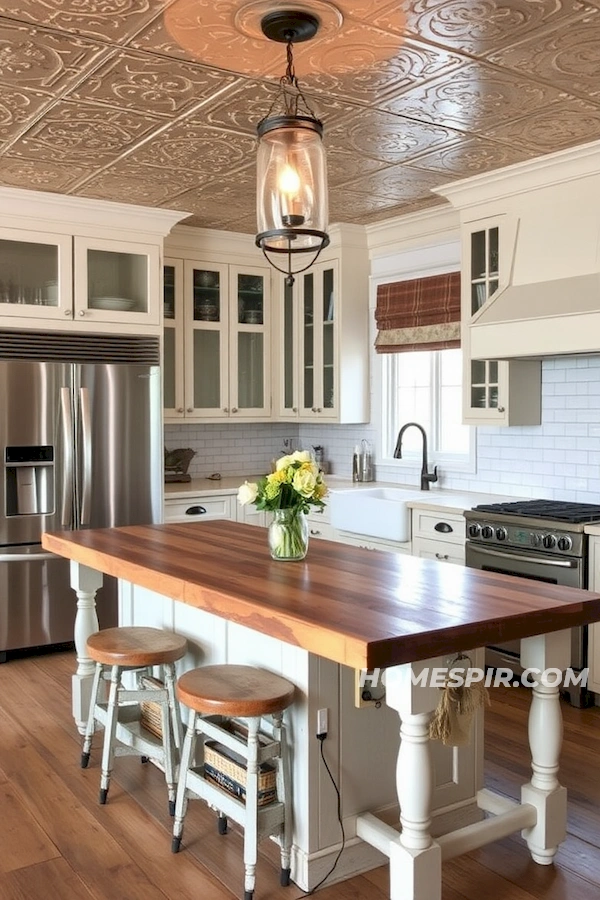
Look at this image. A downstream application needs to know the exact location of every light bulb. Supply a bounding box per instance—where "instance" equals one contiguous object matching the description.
[279,163,300,195]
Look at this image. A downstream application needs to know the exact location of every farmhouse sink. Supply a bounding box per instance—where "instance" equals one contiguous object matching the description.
[329,487,425,542]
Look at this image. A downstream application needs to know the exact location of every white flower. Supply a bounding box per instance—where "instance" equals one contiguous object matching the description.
[275,449,311,471]
[238,481,258,505]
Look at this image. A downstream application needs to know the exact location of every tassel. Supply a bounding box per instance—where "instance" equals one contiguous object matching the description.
[429,658,490,747]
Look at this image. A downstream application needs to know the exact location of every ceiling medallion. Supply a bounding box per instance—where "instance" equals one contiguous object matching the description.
[255,9,329,286]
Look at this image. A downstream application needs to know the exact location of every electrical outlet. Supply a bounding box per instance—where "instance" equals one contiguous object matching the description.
[354,668,386,708]
[317,707,328,736]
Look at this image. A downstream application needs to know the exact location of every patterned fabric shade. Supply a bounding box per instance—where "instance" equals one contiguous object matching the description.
[375,272,461,354]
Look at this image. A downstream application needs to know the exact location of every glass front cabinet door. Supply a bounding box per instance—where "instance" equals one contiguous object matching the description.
[163,258,184,417]
[462,215,540,426]
[228,265,270,418]
[0,228,72,319]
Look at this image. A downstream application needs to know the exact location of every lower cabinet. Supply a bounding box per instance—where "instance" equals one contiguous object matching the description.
[411,508,466,566]
[587,536,600,694]
[163,494,235,523]
[337,532,412,554]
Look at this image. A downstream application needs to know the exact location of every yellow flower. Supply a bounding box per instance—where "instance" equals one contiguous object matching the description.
[264,480,282,501]
[293,467,317,498]
[275,450,311,472]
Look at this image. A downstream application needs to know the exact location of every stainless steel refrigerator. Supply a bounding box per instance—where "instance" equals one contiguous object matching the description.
[0,332,162,660]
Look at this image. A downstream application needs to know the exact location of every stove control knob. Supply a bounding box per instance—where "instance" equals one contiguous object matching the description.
[557,535,572,552]
[531,532,543,548]
[468,523,481,538]
[495,527,508,541]
[481,525,494,540]
[542,533,557,549]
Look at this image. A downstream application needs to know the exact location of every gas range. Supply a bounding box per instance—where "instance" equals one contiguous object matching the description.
[464,499,600,558]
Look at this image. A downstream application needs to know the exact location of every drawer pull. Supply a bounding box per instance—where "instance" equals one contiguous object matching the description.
[310,529,321,536]
[434,522,453,534]
[435,552,449,560]
[186,505,207,515]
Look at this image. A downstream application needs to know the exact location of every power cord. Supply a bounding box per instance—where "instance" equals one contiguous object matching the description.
[304,734,346,895]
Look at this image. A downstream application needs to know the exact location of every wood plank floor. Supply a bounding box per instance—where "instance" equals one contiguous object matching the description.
[0,650,599,899]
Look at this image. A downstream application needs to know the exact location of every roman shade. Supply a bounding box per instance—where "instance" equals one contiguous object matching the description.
[375,272,461,353]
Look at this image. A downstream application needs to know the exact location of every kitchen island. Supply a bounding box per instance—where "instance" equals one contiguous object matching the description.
[43,520,600,900]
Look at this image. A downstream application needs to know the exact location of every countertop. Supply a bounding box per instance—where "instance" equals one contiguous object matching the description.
[164,475,518,515]
[42,521,600,670]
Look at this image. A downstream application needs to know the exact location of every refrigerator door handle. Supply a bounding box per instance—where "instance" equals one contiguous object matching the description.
[0,550,58,563]
[80,386,92,526]
[60,386,74,528]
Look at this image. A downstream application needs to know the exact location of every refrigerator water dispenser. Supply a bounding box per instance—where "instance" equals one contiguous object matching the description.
[5,446,54,517]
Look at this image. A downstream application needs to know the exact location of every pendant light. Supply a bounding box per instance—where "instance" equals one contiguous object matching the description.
[256,11,329,287]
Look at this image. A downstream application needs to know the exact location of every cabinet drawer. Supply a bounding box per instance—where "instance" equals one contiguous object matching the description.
[412,537,465,566]
[412,509,465,544]
[164,495,234,523]
[339,532,411,555]
[307,521,337,541]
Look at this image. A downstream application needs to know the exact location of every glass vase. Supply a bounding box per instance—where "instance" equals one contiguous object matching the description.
[268,508,309,561]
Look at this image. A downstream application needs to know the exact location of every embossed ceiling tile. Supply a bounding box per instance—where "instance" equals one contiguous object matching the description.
[487,15,600,99]
[336,163,444,202]
[126,122,256,172]
[0,155,93,191]
[0,0,167,44]
[163,189,254,225]
[0,20,109,92]
[406,136,538,176]
[75,162,202,205]
[329,190,412,222]
[8,100,163,164]
[326,147,391,187]
[296,36,467,105]
[326,109,456,164]
[401,0,592,56]
[194,80,358,135]
[69,51,237,117]
[380,61,569,130]
[361,194,446,224]
[484,98,600,152]
[134,1,282,78]
[0,86,54,143]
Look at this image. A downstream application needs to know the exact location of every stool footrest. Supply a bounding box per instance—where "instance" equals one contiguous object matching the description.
[94,703,167,758]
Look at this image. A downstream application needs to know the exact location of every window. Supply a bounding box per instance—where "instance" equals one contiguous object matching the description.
[381,348,472,466]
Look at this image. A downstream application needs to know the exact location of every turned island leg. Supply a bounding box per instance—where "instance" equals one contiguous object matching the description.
[70,561,103,733]
[386,661,443,900]
[520,630,570,864]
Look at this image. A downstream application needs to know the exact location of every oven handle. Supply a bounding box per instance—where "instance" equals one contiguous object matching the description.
[469,544,577,568]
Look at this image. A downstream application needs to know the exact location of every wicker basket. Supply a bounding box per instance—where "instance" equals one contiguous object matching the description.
[139,676,166,740]
[204,736,277,807]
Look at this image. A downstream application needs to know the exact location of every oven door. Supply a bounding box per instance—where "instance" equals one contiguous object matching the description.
[464,541,585,674]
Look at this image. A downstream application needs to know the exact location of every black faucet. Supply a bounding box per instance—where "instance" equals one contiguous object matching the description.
[393,422,438,491]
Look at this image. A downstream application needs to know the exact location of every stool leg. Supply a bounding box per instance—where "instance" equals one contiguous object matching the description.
[243,716,261,900]
[81,662,103,768]
[172,711,198,853]
[165,662,183,753]
[99,665,121,805]
[160,665,177,816]
[273,712,292,886]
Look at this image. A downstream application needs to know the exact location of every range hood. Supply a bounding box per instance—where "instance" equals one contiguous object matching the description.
[470,272,600,360]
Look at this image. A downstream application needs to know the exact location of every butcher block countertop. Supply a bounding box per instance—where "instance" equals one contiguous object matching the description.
[42,521,600,670]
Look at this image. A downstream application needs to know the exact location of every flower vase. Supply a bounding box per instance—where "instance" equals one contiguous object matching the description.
[268,508,309,561]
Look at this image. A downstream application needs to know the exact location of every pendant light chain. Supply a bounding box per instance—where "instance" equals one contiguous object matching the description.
[262,35,319,123]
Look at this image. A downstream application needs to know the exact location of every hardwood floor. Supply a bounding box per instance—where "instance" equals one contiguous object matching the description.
[0,650,599,899]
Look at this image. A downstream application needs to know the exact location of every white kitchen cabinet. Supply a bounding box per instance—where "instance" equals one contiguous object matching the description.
[272,224,370,423]
[586,536,600,695]
[461,215,541,426]
[411,508,466,565]
[337,531,411,555]
[0,190,181,334]
[163,493,235,524]
[163,258,271,422]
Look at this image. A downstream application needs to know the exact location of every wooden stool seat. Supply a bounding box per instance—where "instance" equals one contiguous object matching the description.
[176,664,296,718]
[81,626,187,813]
[86,626,187,667]
[172,664,295,900]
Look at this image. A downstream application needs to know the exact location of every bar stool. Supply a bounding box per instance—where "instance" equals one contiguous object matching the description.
[80,626,187,814]
[172,664,295,900]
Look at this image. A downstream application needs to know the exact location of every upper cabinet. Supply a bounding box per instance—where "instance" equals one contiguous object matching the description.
[163,256,271,422]
[0,188,184,335]
[461,215,541,426]
[273,225,370,424]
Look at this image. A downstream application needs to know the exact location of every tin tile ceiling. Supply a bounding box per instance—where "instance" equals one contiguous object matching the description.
[1,0,600,232]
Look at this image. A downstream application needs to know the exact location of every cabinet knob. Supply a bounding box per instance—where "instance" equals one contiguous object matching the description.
[64,309,72,316]
[435,553,449,560]
[79,310,86,316]
[223,408,229,413]
[177,407,184,413]
[292,407,298,413]
[186,407,193,413]
[497,406,505,413]
[231,407,238,413]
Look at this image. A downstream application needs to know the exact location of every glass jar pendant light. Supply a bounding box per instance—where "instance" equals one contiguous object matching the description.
[256,11,329,286]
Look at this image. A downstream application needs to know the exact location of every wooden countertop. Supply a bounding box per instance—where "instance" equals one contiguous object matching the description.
[42,521,600,670]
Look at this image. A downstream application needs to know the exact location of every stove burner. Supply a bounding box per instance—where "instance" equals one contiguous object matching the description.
[472,499,600,524]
